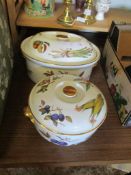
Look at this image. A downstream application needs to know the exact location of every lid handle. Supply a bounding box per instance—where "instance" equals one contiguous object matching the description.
[63,86,77,97]
[24,106,35,124]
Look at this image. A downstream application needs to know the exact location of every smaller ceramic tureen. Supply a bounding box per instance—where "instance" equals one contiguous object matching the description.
[24,74,107,146]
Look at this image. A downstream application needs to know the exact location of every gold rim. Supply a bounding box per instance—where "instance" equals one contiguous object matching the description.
[22,50,99,67]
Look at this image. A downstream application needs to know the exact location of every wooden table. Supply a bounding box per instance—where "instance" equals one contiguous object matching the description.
[0,33,131,168]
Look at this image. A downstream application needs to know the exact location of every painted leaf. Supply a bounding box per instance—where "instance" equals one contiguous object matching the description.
[86,83,90,91]
[79,71,85,77]
[53,76,60,81]
[58,70,64,74]
[45,132,50,138]
[41,100,45,106]
[66,116,72,123]
[52,120,58,127]
[121,98,128,105]
[74,78,82,82]
[39,108,45,113]
[44,73,53,76]
[37,86,47,93]
[39,130,50,138]
[44,115,51,120]
[38,79,50,86]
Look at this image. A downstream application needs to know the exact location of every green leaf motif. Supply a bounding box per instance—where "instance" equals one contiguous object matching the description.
[74,78,82,82]
[44,115,51,120]
[45,132,51,138]
[37,86,47,93]
[39,130,50,138]
[53,76,60,81]
[79,71,85,77]
[52,120,58,127]
[86,83,90,91]
[41,100,45,106]
[39,108,45,114]
[66,116,72,123]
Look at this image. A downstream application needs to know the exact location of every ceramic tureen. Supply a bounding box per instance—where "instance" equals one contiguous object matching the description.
[24,74,107,146]
[21,31,100,83]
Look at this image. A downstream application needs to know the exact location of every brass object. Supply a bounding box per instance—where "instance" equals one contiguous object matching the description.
[57,0,75,26]
[24,106,35,124]
[83,0,95,24]
[77,0,95,24]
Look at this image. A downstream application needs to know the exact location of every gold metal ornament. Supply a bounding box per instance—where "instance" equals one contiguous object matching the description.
[24,106,35,124]
[76,0,95,24]
[83,0,95,24]
[57,0,75,26]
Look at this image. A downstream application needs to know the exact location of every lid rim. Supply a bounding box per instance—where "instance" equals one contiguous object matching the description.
[22,51,100,69]
[28,105,107,136]
[21,31,100,67]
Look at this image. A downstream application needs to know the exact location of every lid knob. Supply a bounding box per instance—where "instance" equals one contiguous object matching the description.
[63,86,77,97]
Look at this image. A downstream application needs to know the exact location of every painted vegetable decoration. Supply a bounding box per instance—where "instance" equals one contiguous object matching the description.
[50,139,68,146]
[33,40,49,53]
[38,129,68,146]
[110,62,119,77]
[36,76,60,93]
[39,100,72,127]
[75,94,104,124]
[50,47,94,58]
[110,84,128,122]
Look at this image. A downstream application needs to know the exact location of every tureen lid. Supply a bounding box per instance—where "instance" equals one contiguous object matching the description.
[29,75,107,135]
[21,31,100,66]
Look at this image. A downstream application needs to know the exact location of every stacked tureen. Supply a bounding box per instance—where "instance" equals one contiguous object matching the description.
[21,31,107,146]
[21,31,100,83]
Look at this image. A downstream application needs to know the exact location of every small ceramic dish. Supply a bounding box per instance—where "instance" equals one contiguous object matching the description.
[24,74,107,146]
[21,31,100,83]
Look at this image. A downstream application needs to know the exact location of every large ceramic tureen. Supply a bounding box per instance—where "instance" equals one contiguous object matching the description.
[21,31,100,83]
[24,74,107,146]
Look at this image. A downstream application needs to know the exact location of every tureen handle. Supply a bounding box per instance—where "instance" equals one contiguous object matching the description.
[23,106,35,124]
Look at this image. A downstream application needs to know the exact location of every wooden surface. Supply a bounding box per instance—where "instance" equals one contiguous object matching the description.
[5,0,23,48]
[16,4,131,32]
[5,0,18,46]
[0,33,131,167]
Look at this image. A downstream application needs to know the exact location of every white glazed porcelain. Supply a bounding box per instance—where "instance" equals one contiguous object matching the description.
[25,74,107,146]
[21,31,100,83]
[95,0,111,21]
